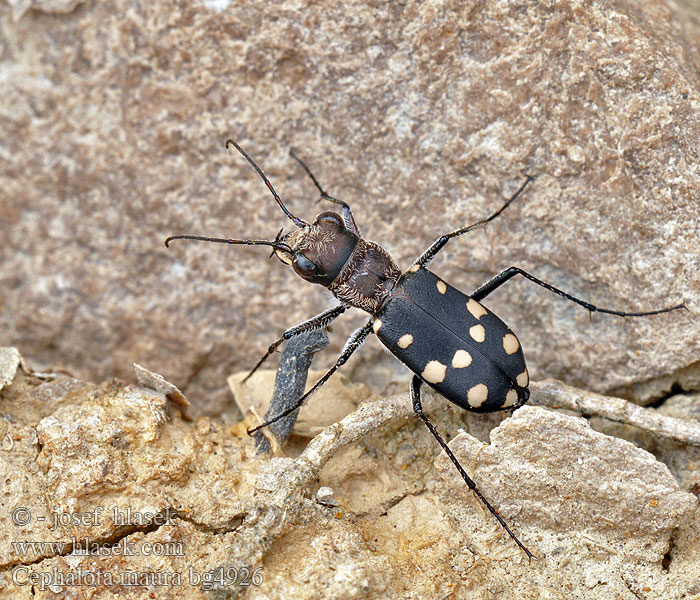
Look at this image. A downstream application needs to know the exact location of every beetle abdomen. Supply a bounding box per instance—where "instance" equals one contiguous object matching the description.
[374,266,529,412]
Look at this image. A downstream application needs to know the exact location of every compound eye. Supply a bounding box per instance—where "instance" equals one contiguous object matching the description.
[316,212,344,228]
[292,253,318,278]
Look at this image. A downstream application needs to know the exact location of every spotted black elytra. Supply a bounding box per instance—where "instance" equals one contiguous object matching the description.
[166,140,685,558]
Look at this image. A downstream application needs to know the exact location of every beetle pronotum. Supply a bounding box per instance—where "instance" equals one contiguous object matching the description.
[166,140,685,558]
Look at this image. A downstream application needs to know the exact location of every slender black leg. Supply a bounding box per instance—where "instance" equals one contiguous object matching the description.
[248,319,374,434]
[413,176,533,268]
[244,304,348,382]
[472,267,686,317]
[289,149,361,236]
[411,376,533,559]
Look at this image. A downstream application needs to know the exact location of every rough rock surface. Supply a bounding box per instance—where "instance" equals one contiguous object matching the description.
[0,348,698,599]
[1,0,699,413]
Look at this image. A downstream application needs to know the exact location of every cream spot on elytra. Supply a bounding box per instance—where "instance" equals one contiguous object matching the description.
[469,324,486,343]
[421,360,447,384]
[466,298,488,319]
[398,334,414,348]
[503,333,520,355]
[467,383,488,408]
[516,369,529,387]
[451,349,472,368]
[504,389,519,407]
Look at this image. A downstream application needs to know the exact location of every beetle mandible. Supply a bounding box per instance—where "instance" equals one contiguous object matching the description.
[166,140,685,558]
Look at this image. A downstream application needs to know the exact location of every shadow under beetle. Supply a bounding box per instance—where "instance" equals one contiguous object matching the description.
[166,140,685,559]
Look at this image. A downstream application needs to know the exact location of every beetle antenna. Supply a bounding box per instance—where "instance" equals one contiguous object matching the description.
[165,234,292,255]
[226,139,308,228]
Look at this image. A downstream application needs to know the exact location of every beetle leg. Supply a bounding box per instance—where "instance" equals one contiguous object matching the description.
[412,176,533,268]
[247,319,373,434]
[472,267,685,317]
[289,149,361,236]
[410,376,534,559]
[244,304,348,383]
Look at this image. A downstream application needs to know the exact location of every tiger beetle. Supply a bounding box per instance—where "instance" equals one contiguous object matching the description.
[166,140,685,559]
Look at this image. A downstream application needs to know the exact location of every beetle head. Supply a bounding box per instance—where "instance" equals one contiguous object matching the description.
[277,211,358,286]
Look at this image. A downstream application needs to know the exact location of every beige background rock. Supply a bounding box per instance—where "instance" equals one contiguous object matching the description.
[1,0,699,414]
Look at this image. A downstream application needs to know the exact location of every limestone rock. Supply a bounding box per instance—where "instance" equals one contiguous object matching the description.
[0,348,698,599]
